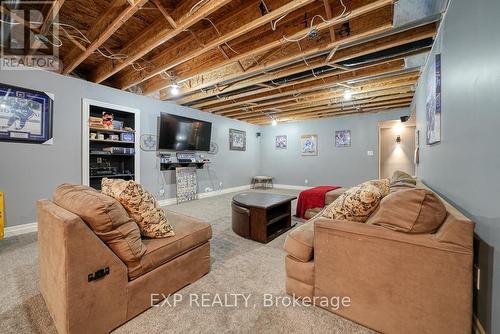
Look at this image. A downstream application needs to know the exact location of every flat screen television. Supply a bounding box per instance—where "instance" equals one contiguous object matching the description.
[158,113,212,151]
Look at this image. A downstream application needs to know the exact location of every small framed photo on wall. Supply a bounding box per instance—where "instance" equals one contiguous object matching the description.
[335,130,351,147]
[301,134,318,156]
[275,135,287,149]
[229,128,246,151]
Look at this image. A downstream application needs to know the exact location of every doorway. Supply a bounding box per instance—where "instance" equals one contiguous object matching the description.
[379,119,416,179]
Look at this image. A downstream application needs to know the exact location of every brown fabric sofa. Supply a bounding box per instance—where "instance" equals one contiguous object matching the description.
[284,181,474,334]
[303,187,346,220]
[37,190,211,334]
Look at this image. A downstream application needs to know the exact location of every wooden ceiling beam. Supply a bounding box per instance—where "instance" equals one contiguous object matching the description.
[62,0,149,75]
[239,94,414,121]
[152,0,395,98]
[40,0,65,35]
[216,80,416,115]
[115,0,320,90]
[175,20,437,105]
[152,0,178,28]
[251,101,412,124]
[191,21,436,110]
[198,69,420,111]
[182,58,407,110]
[323,0,337,43]
[89,0,234,83]
[249,98,413,124]
[226,87,415,118]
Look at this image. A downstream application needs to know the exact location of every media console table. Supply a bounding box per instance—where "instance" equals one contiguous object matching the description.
[231,193,297,243]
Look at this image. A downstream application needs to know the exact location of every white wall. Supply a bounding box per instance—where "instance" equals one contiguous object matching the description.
[413,0,500,331]
[0,69,261,227]
[259,108,409,188]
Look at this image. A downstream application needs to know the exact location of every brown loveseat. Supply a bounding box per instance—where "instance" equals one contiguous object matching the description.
[37,185,211,334]
[284,181,474,334]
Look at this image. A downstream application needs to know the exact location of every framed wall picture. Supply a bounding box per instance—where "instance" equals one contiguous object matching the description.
[335,130,351,147]
[229,128,246,151]
[0,83,53,144]
[301,134,318,156]
[426,53,441,145]
[275,135,287,149]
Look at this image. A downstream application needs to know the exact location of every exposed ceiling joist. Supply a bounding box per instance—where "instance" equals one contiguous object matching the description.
[115,0,319,90]
[62,0,149,75]
[89,0,234,83]
[153,0,395,99]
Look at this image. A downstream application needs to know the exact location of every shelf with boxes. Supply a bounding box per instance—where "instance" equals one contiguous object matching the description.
[82,99,140,190]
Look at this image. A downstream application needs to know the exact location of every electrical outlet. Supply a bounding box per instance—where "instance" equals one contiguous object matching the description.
[304,179,308,184]
[159,189,165,197]
[219,182,223,189]
[367,150,374,156]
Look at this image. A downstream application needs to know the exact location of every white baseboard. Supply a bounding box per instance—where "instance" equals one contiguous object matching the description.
[158,184,252,207]
[3,222,38,239]
[273,184,310,190]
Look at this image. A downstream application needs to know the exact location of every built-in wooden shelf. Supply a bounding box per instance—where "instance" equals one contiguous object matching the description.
[90,152,135,157]
[90,139,135,144]
[89,127,135,134]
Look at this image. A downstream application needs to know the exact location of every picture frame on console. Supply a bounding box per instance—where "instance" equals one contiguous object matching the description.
[301,134,318,156]
[0,83,53,144]
[229,128,246,151]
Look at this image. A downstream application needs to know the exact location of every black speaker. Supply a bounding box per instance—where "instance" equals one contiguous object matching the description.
[400,116,410,123]
[256,132,262,137]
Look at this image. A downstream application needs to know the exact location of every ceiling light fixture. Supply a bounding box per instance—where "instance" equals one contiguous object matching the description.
[271,119,278,126]
[343,90,352,100]
[169,84,180,96]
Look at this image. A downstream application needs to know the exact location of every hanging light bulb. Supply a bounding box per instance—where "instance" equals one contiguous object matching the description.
[169,84,180,95]
[343,90,352,100]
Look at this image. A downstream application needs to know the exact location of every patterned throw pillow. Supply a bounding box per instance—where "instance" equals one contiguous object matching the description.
[322,179,390,222]
[101,178,175,238]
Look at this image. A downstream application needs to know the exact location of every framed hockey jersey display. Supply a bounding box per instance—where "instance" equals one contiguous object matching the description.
[0,83,53,144]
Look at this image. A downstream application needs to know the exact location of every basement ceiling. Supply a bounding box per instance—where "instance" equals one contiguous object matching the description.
[1,0,445,124]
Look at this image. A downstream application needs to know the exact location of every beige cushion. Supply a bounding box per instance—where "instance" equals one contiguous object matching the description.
[284,222,315,262]
[325,187,347,205]
[367,188,447,234]
[131,210,212,280]
[53,183,146,276]
[390,180,416,193]
[391,170,417,185]
[101,178,174,238]
[321,179,389,222]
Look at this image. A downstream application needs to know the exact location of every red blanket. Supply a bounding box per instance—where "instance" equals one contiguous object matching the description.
[296,186,341,219]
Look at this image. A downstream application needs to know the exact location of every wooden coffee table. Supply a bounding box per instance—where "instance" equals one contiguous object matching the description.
[231,192,297,243]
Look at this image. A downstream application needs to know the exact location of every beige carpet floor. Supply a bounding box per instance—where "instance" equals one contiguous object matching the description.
[0,188,374,334]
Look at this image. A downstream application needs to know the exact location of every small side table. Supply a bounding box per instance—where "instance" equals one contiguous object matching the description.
[251,176,274,189]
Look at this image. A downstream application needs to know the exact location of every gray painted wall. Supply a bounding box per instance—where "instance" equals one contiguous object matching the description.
[0,69,260,228]
[413,0,500,331]
[259,109,408,188]
[379,125,415,179]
